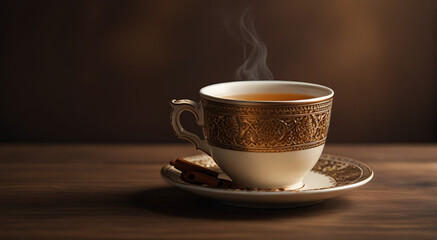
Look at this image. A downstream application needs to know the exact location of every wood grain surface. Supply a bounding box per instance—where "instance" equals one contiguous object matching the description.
[0,144,436,239]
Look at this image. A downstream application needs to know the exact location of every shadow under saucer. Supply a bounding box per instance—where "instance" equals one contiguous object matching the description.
[128,186,352,220]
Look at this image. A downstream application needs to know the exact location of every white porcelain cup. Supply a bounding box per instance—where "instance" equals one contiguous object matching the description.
[170,80,334,189]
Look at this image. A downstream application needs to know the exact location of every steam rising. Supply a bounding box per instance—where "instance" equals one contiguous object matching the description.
[235,10,274,80]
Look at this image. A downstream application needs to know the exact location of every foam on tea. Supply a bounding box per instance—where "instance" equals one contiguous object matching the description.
[224,93,314,101]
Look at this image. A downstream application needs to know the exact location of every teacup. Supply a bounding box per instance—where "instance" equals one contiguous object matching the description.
[170,80,334,189]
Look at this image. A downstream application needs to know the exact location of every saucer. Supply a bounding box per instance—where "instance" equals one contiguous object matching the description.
[160,154,373,208]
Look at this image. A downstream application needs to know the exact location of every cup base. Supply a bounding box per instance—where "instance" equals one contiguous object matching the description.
[210,145,324,190]
[283,181,305,190]
[231,179,305,190]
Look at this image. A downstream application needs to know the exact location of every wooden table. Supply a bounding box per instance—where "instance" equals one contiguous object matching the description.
[0,144,436,239]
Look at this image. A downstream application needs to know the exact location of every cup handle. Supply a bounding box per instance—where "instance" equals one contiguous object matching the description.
[170,99,211,155]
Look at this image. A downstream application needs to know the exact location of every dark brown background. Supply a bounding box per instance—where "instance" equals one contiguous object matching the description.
[0,0,436,143]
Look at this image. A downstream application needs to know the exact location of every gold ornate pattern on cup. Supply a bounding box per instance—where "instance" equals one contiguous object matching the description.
[201,98,333,152]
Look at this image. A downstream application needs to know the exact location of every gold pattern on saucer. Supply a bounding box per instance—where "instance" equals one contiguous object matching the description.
[313,155,364,187]
[161,154,372,192]
[201,98,333,152]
